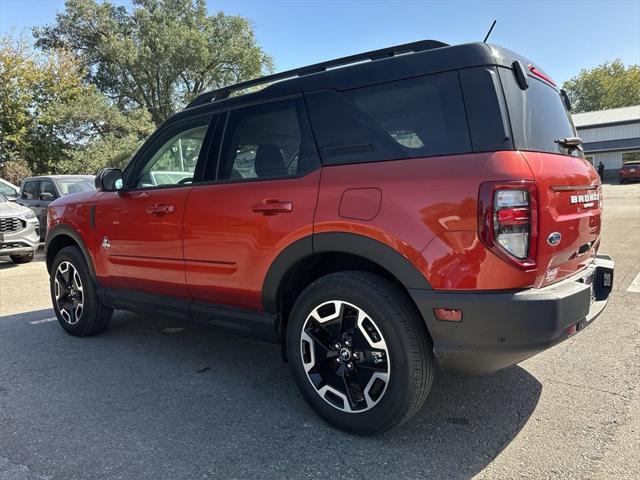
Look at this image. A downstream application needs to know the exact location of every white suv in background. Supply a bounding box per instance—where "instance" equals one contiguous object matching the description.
[0,193,39,264]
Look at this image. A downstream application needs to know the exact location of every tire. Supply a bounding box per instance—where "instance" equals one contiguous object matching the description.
[50,246,113,336]
[10,252,34,264]
[286,271,435,435]
[619,178,625,184]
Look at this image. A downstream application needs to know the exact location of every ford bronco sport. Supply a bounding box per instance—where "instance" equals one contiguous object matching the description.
[45,40,614,435]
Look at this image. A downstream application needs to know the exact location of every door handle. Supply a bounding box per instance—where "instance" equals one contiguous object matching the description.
[251,199,293,215]
[146,203,175,216]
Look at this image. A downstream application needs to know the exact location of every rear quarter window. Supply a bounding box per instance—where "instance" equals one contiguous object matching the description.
[305,71,471,166]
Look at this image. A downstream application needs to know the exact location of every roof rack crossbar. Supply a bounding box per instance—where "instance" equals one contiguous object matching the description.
[186,39,449,109]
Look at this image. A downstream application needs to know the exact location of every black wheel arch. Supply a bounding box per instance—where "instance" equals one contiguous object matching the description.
[45,224,97,282]
[262,232,432,315]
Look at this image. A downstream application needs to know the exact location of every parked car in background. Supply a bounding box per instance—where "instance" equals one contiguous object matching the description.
[619,161,640,183]
[0,193,39,263]
[17,175,95,240]
[0,178,20,201]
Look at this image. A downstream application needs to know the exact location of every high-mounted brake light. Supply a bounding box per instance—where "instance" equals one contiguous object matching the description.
[478,182,538,269]
[528,64,556,86]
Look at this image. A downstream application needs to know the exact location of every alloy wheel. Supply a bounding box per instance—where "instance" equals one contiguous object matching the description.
[300,300,390,413]
[54,261,84,325]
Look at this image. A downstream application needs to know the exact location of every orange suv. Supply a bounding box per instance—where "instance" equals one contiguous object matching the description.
[45,40,614,435]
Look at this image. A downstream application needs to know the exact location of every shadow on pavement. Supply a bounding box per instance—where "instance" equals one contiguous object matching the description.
[0,309,542,479]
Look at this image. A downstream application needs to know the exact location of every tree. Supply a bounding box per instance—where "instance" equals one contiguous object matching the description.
[0,35,154,178]
[562,60,640,113]
[34,0,273,126]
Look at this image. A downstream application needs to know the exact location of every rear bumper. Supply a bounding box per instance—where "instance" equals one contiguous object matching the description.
[409,254,614,375]
[620,173,640,181]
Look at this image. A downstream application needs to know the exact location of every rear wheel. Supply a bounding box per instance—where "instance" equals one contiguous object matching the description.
[286,271,434,435]
[10,252,34,264]
[50,246,113,336]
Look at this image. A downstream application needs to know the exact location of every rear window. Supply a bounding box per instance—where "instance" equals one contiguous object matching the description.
[305,71,471,166]
[499,67,579,156]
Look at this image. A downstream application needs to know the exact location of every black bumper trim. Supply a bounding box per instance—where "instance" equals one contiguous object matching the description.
[409,254,614,375]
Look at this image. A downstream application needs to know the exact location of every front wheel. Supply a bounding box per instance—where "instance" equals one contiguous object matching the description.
[286,271,434,435]
[50,246,113,336]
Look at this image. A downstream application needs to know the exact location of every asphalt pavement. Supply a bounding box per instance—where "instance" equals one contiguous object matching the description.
[0,183,638,480]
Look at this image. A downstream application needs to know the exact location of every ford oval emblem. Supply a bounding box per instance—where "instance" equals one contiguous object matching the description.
[547,232,562,246]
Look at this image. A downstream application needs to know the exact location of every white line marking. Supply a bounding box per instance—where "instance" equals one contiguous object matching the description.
[627,271,640,293]
[29,317,58,325]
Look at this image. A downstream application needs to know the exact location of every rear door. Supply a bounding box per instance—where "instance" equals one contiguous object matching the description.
[183,97,321,311]
[499,66,602,285]
[94,114,214,298]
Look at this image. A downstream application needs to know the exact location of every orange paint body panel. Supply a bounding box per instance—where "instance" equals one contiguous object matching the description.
[182,170,321,310]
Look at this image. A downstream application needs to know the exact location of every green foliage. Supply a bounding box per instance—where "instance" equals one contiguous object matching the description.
[562,60,640,113]
[0,35,154,177]
[34,0,273,125]
[0,159,32,185]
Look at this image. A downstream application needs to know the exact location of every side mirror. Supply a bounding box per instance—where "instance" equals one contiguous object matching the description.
[40,192,54,201]
[95,168,124,192]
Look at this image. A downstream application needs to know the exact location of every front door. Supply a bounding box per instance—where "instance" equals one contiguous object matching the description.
[183,98,321,311]
[94,115,213,298]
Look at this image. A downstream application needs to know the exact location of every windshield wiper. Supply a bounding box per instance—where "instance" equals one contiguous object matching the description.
[555,137,583,148]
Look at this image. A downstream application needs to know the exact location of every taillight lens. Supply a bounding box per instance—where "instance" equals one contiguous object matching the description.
[479,181,538,269]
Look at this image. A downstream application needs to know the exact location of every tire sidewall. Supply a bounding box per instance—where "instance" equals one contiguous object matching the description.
[287,273,426,434]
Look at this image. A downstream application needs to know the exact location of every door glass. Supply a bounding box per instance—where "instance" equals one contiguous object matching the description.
[217,100,313,181]
[135,124,209,188]
[40,180,57,198]
[21,181,39,200]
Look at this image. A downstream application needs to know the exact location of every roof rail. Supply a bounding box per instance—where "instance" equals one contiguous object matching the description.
[185,39,449,109]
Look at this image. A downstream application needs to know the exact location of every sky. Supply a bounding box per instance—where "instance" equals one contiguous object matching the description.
[1,0,639,85]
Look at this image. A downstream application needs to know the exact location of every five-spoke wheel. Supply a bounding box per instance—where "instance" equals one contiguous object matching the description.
[301,300,390,413]
[50,246,113,336]
[54,261,84,325]
[287,271,435,435]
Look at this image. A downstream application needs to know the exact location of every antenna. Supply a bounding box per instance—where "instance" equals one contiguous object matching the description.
[483,20,497,43]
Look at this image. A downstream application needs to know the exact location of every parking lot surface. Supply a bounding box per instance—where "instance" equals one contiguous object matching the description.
[1,183,638,480]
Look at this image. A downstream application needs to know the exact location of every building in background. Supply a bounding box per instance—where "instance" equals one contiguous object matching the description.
[573,105,640,179]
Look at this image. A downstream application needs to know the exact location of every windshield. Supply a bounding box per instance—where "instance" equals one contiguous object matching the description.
[499,67,580,156]
[0,181,17,196]
[56,178,95,195]
[0,193,7,203]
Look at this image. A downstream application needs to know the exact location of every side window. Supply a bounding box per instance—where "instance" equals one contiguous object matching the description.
[134,120,210,188]
[306,71,472,166]
[21,181,39,200]
[216,99,318,181]
[40,180,57,198]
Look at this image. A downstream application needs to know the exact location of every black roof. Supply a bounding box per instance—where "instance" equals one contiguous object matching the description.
[178,41,536,120]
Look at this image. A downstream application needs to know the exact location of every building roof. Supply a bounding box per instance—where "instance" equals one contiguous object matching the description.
[573,105,640,128]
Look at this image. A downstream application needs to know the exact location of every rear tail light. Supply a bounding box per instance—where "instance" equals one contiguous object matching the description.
[479,181,538,269]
